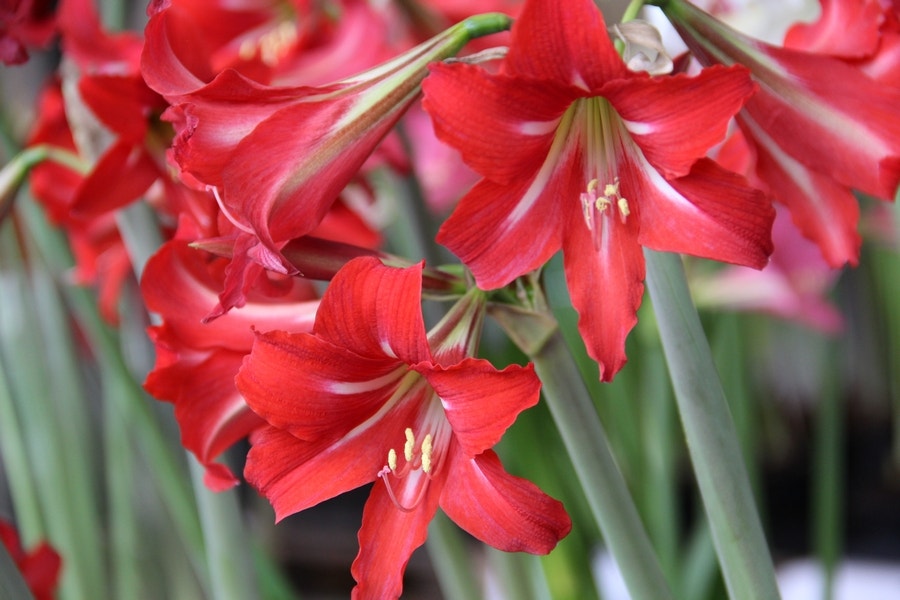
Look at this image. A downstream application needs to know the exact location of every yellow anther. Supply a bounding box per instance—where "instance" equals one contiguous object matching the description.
[404,428,415,462]
[594,196,611,212]
[387,448,397,472]
[618,197,630,220]
[421,434,434,474]
[604,181,620,198]
[586,178,599,193]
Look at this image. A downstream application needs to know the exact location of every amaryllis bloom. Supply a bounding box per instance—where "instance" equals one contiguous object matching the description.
[159,13,512,314]
[423,0,773,381]
[237,257,570,599]
[143,239,319,490]
[0,520,62,600]
[0,0,56,65]
[655,0,900,267]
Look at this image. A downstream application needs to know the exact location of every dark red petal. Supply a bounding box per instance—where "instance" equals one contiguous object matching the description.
[71,140,160,218]
[237,329,413,441]
[441,448,571,554]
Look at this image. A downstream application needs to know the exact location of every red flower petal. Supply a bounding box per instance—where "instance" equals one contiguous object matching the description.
[636,158,775,268]
[420,359,541,457]
[424,62,578,185]
[603,65,755,179]
[441,448,571,554]
[562,191,644,382]
[313,257,431,365]
[351,476,443,600]
[502,0,627,86]
[435,163,568,290]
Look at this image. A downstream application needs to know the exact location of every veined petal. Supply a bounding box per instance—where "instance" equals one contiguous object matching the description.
[423,62,578,185]
[441,448,571,554]
[237,329,415,441]
[220,90,415,255]
[313,257,431,364]
[436,140,579,290]
[738,114,861,266]
[603,64,755,178]
[245,411,417,521]
[562,196,644,382]
[418,359,540,457]
[635,158,775,268]
[351,475,443,600]
[502,0,628,86]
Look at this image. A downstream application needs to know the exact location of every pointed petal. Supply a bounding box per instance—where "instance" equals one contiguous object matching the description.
[738,115,861,266]
[70,141,159,218]
[604,65,755,178]
[144,341,258,491]
[313,257,432,364]
[220,92,410,253]
[783,0,884,58]
[436,163,568,290]
[245,421,400,521]
[350,476,443,600]
[562,199,644,382]
[635,158,775,268]
[423,62,578,184]
[418,359,540,457]
[502,0,627,86]
[441,448,571,554]
[237,329,416,440]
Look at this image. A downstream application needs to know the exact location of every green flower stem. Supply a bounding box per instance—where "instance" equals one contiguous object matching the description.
[189,461,261,600]
[812,343,842,600]
[0,539,34,600]
[18,197,210,588]
[643,248,780,600]
[427,511,482,600]
[530,329,674,600]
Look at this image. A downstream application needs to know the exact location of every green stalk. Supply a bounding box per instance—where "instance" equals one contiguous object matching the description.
[530,329,674,600]
[643,249,780,600]
[812,343,842,600]
[426,511,482,600]
[0,540,34,600]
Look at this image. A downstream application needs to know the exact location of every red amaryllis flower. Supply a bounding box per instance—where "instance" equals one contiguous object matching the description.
[0,520,62,600]
[423,0,772,381]
[0,0,56,65]
[143,240,319,490]
[656,0,900,267]
[156,13,512,315]
[237,256,570,599]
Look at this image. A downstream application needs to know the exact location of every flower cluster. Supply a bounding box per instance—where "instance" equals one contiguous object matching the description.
[3,0,898,596]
